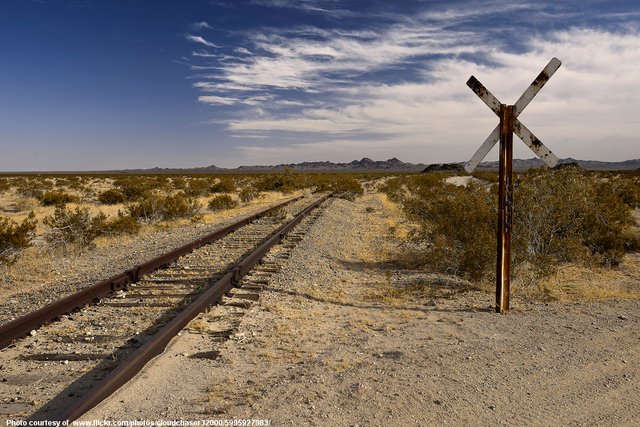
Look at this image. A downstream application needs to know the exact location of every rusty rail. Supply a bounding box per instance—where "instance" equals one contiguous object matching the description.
[57,193,330,422]
[0,196,303,350]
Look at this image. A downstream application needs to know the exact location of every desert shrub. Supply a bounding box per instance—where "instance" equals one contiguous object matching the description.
[405,167,635,285]
[113,176,168,201]
[101,211,141,235]
[329,175,364,201]
[251,169,308,193]
[381,173,445,204]
[406,182,496,282]
[514,167,633,271]
[210,177,236,193]
[472,171,499,183]
[97,189,127,205]
[171,176,187,190]
[15,178,51,199]
[608,175,640,208]
[238,187,263,203]
[208,194,238,211]
[39,190,78,206]
[186,178,214,196]
[379,177,404,203]
[43,206,106,250]
[0,178,11,193]
[0,212,37,263]
[126,192,201,223]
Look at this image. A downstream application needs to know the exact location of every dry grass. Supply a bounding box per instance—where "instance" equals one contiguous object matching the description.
[362,276,480,305]
[0,247,57,296]
[535,254,640,302]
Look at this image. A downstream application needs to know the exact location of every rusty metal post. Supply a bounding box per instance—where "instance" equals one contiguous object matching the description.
[496,104,514,313]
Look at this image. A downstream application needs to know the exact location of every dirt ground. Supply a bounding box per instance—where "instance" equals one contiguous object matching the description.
[80,190,640,426]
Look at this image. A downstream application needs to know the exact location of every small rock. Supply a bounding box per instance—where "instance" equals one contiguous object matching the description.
[427,299,437,307]
[489,405,496,411]
[618,315,627,320]
[63,360,69,365]
[29,329,37,336]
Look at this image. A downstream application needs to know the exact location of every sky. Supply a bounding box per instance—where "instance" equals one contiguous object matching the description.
[1,0,639,171]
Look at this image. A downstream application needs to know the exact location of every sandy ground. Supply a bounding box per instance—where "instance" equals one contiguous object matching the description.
[80,191,640,426]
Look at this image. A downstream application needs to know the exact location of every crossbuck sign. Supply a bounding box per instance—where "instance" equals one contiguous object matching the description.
[465,58,561,313]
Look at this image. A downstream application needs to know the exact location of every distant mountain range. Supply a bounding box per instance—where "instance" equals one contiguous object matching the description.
[6,157,637,174]
[473,158,640,172]
[118,157,427,173]
[117,157,639,174]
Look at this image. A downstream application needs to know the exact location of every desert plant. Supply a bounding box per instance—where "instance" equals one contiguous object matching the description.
[608,175,640,208]
[208,194,239,211]
[43,206,106,251]
[251,168,307,193]
[238,187,263,203]
[514,167,633,272]
[329,175,364,201]
[406,181,496,282]
[97,189,127,205]
[186,178,214,196]
[403,167,635,285]
[0,212,37,264]
[0,178,11,193]
[126,192,201,223]
[113,176,168,201]
[102,211,141,235]
[39,190,78,206]
[209,177,236,193]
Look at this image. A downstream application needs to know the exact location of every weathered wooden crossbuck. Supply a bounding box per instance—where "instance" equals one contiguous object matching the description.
[464,58,562,313]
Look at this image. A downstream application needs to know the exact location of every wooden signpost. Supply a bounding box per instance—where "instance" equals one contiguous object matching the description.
[464,58,562,313]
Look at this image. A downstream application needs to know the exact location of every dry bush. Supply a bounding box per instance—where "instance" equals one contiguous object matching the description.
[0,212,37,264]
[101,211,141,235]
[126,191,201,223]
[514,167,633,275]
[208,194,238,211]
[43,206,106,251]
[186,178,214,196]
[39,190,78,206]
[97,188,127,205]
[609,175,640,208]
[15,177,52,199]
[251,169,303,193]
[237,187,263,203]
[405,181,496,282]
[393,167,636,286]
[209,177,236,193]
[43,206,140,252]
[471,171,499,183]
[113,176,169,201]
[320,175,364,201]
[0,178,10,193]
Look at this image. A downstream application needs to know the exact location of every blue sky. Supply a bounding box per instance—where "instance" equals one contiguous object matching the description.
[1,0,639,171]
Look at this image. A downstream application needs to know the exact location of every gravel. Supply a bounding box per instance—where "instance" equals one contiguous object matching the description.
[80,189,640,425]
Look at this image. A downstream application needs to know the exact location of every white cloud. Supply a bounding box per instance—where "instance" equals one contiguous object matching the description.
[188,8,640,163]
[185,34,220,48]
[192,21,212,30]
[198,95,239,105]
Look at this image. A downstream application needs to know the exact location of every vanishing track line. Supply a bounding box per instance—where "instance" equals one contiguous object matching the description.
[0,194,332,421]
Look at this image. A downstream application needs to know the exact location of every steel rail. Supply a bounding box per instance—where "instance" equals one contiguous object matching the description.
[0,196,303,350]
[57,193,331,422]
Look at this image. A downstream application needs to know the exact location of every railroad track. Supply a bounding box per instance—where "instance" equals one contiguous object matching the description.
[0,194,332,421]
